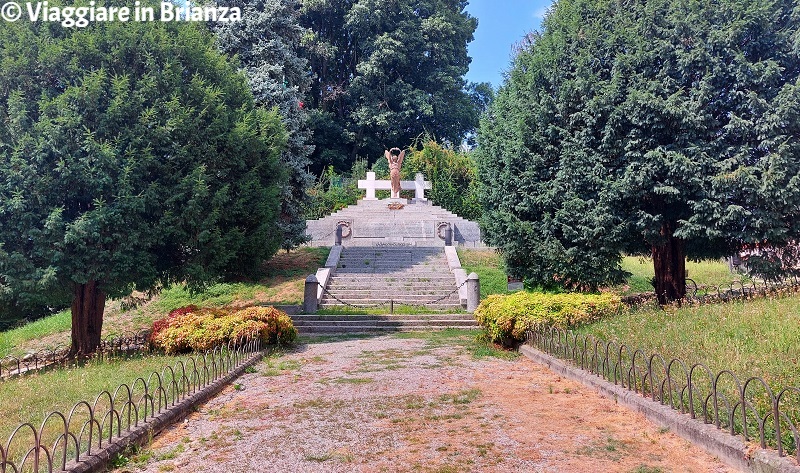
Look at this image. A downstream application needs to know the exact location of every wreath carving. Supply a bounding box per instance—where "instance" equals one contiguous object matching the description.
[337,221,352,238]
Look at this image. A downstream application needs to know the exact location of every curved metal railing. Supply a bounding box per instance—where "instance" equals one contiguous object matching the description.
[527,326,800,464]
[1,330,151,380]
[0,336,262,472]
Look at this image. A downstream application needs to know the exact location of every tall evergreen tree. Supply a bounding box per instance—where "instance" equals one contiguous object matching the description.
[300,0,479,172]
[0,13,286,354]
[478,0,800,302]
[215,0,314,250]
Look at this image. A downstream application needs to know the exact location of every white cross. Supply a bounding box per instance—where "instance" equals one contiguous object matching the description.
[357,172,431,201]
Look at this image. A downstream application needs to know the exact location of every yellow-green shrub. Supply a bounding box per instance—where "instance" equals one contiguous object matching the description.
[150,305,297,354]
[474,292,622,345]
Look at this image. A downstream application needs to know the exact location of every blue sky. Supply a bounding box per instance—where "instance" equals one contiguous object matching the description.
[464,0,554,89]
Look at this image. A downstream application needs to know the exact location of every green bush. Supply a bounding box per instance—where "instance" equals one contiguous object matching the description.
[304,161,368,220]
[403,139,481,220]
[474,292,621,346]
[150,305,297,354]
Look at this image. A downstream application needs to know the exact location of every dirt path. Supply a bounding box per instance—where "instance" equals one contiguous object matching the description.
[119,333,735,472]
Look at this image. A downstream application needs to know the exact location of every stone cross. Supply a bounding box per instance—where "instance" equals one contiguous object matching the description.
[358,172,431,201]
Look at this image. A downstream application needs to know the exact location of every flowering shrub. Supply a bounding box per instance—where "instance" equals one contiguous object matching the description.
[474,292,621,346]
[149,304,201,344]
[150,305,297,354]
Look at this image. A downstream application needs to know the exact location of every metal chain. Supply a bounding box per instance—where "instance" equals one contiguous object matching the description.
[317,277,468,310]
[317,282,391,309]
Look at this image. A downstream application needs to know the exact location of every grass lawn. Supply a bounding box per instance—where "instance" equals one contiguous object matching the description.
[0,310,71,357]
[0,353,192,441]
[0,247,330,357]
[618,256,746,295]
[577,295,800,391]
[457,248,509,298]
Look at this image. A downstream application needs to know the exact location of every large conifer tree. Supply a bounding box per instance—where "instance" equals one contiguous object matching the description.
[215,0,314,250]
[0,15,286,353]
[478,0,800,302]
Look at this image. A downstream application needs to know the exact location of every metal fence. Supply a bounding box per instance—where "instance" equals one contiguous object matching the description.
[527,326,800,464]
[1,337,263,472]
[684,275,800,303]
[1,330,151,380]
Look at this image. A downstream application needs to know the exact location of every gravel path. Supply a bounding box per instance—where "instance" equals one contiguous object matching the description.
[119,333,734,472]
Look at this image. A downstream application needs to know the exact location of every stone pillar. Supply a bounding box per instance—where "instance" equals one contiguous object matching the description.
[304,275,319,314]
[466,272,480,313]
[335,225,343,246]
[444,225,453,246]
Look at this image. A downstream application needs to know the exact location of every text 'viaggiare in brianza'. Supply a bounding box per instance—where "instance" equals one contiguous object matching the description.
[0,1,241,27]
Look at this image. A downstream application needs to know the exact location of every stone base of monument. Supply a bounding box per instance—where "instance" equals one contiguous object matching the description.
[305,198,484,248]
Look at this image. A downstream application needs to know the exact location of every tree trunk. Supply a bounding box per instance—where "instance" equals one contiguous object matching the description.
[651,222,686,304]
[70,280,106,356]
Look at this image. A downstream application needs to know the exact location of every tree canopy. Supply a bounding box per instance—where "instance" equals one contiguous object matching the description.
[0,15,286,353]
[477,0,800,302]
[300,0,483,172]
[215,0,315,251]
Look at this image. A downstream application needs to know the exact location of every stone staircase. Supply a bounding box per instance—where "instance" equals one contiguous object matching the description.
[319,246,463,310]
[305,199,483,247]
[290,314,479,334]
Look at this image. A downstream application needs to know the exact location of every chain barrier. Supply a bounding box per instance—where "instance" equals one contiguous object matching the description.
[316,278,467,311]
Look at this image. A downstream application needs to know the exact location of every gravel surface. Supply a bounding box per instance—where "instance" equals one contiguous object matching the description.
[118,332,735,472]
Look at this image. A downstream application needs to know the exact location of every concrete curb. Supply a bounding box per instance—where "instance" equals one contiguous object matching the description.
[66,350,266,473]
[520,345,800,473]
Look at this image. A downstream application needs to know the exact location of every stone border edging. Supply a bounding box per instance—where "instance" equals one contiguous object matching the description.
[519,345,800,473]
[444,246,467,304]
[66,349,267,473]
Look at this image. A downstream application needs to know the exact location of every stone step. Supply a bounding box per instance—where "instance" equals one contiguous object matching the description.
[325,286,457,293]
[324,282,457,289]
[330,272,449,278]
[292,319,475,328]
[328,275,455,281]
[318,299,461,307]
[319,298,464,313]
[336,258,445,263]
[291,314,476,322]
[296,325,479,334]
[336,254,444,259]
[320,292,459,300]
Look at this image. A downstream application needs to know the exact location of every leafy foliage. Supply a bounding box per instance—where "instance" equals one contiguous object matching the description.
[300,0,483,172]
[304,161,368,220]
[474,292,621,345]
[214,0,315,251]
[477,0,800,302]
[403,140,481,220]
[0,6,286,353]
[150,305,297,354]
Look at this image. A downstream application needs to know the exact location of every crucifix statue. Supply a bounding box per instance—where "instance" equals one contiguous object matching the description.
[385,147,405,198]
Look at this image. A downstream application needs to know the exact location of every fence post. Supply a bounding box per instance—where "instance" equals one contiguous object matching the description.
[466,272,480,313]
[304,275,319,314]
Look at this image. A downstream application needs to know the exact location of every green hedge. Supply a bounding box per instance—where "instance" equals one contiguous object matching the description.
[474,292,622,345]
